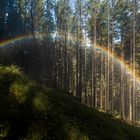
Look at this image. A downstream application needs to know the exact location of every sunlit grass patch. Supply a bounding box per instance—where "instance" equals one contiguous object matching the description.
[0,65,21,75]
[10,82,28,103]
[0,122,10,139]
[33,92,48,111]
[9,72,32,104]
[113,111,121,119]
[56,123,89,140]
[23,122,47,140]
[66,127,89,140]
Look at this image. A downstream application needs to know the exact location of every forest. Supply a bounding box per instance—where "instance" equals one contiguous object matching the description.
[1,0,140,139]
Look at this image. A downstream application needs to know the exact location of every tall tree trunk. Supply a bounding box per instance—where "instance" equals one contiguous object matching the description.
[120,48,125,119]
[105,0,110,112]
[132,0,136,123]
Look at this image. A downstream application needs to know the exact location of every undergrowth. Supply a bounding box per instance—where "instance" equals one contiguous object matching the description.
[0,65,140,140]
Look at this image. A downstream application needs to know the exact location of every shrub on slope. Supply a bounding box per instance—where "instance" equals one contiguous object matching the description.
[0,66,140,140]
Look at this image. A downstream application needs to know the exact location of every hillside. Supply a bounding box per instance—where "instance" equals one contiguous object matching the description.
[0,66,140,140]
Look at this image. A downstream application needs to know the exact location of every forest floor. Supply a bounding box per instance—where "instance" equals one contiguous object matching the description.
[0,66,140,140]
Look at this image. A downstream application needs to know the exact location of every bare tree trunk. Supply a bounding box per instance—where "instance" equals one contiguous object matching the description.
[91,0,97,108]
[120,49,125,119]
[132,0,136,123]
[105,0,110,112]
[84,47,87,105]
[129,33,133,121]
[100,42,103,110]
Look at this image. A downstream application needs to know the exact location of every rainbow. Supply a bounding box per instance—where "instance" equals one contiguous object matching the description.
[0,34,32,48]
[0,33,139,89]
[95,45,137,82]
[0,32,57,48]
[61,32,139,88]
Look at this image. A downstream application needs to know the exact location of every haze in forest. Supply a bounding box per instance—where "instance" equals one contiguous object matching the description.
[1,0,140,139]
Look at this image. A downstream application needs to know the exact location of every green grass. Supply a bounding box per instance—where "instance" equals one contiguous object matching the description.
[0,65,140,140]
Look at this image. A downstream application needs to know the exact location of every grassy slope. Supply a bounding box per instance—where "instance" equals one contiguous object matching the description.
[0,66,140,140]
